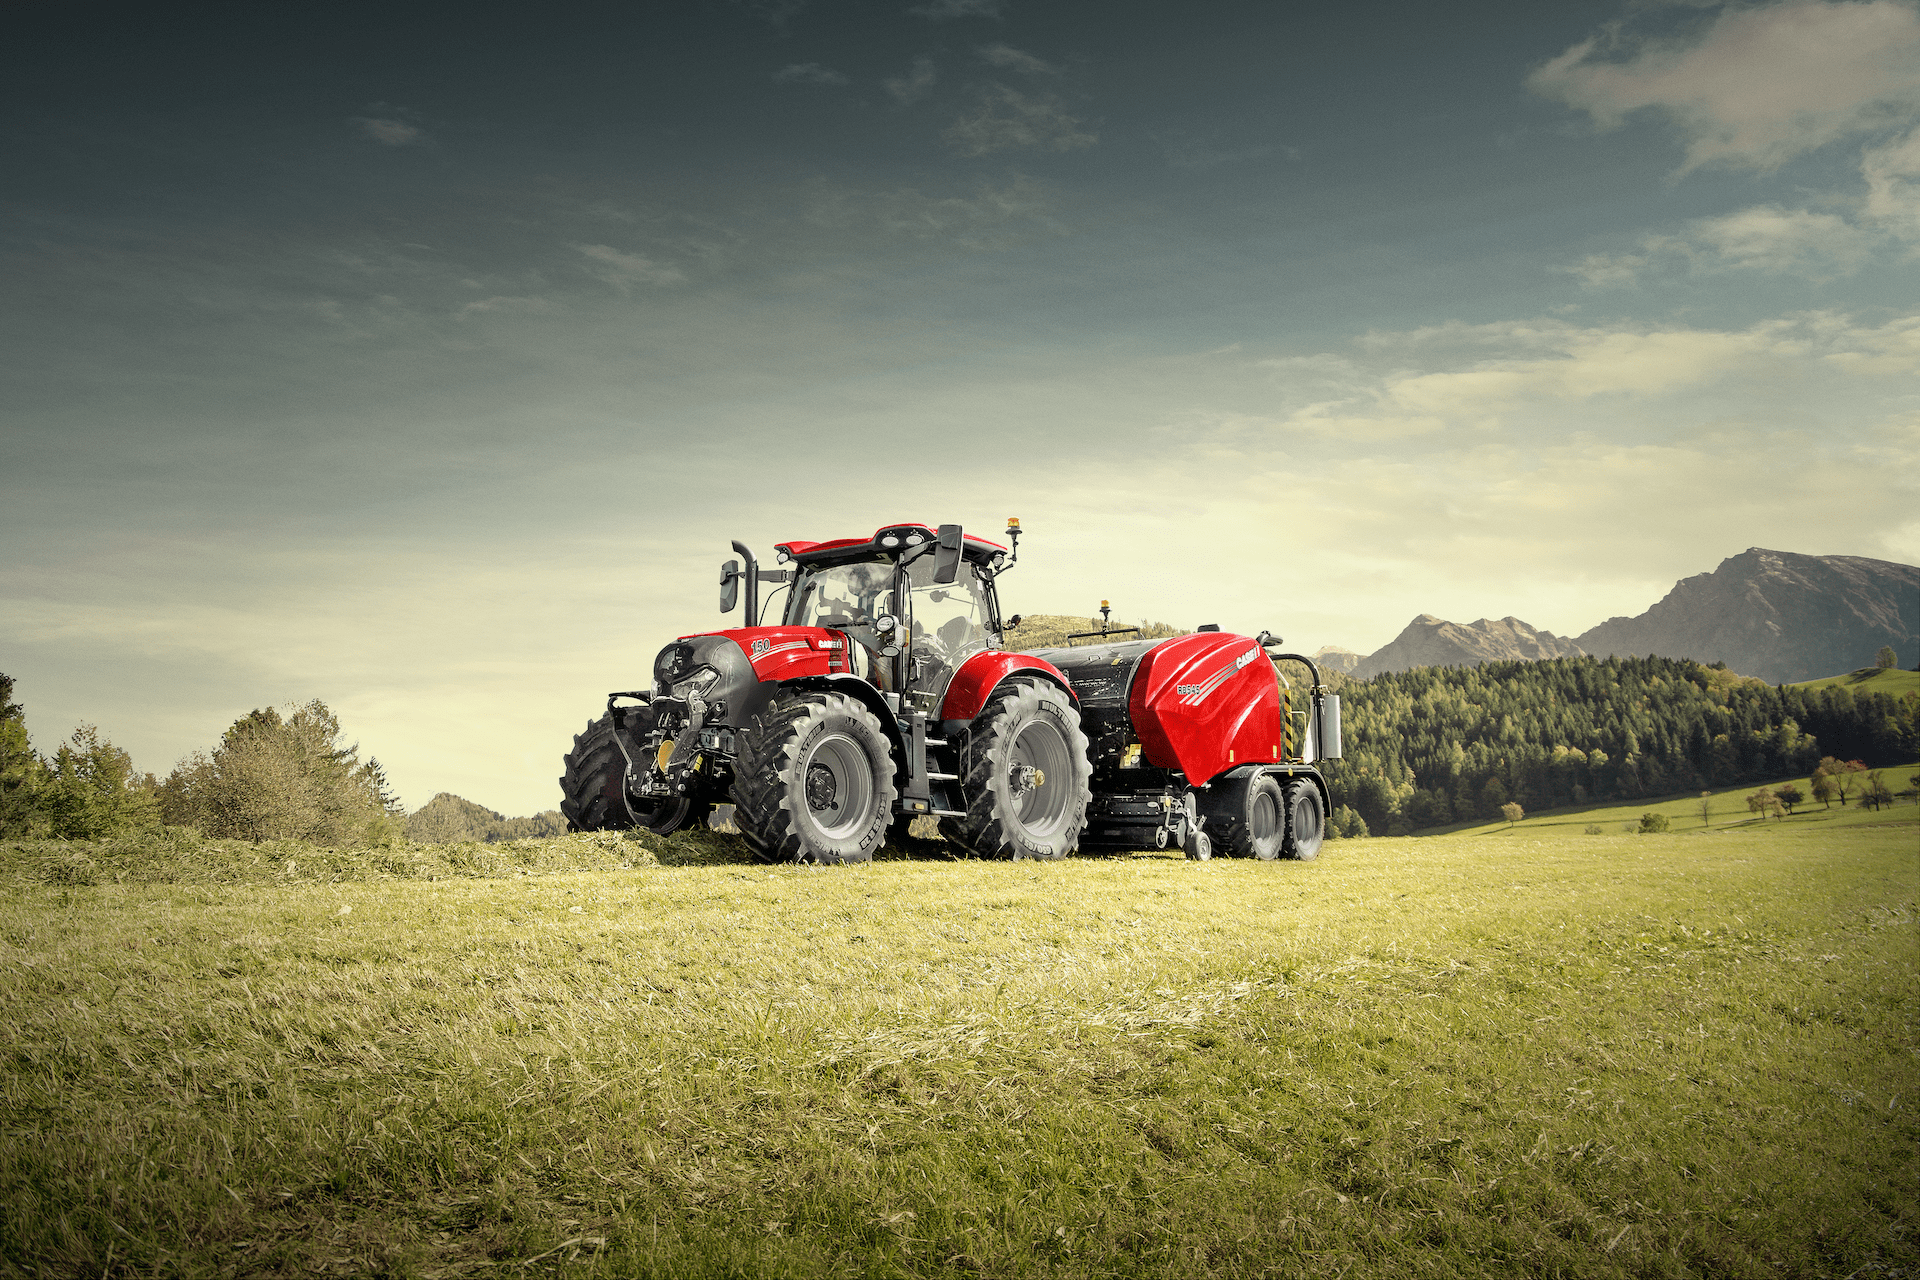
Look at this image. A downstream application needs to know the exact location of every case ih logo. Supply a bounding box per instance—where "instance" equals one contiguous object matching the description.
[750,638,771,658]
[1176,646,1261,705]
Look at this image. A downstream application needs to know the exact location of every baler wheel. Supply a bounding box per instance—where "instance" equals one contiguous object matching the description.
[1281,779,1325,861]
[560,712,707,834]
[941,680,1091,860]
[731,689,896,865]
[1205,773,1286,860]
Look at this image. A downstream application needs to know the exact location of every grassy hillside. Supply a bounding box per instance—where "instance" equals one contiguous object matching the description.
[1790,666,1920,697]
[1008,612,1187,651]
[407,791,568,844]
[1416,762,1920,839]
[2,825,1913,1277]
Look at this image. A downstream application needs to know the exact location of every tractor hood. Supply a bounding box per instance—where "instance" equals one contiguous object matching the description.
[655,626,859,728]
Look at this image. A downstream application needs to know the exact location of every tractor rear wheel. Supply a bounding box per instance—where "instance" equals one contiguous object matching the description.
[559,712,707,835]
[732,690,895,864]
[941,680,1091,860]
[1281,779,1325,860]
[1204,773,1286,860]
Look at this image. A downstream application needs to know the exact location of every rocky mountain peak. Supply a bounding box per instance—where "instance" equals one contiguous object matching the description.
[1575,548,1918,683]
[1353,614,1584,680]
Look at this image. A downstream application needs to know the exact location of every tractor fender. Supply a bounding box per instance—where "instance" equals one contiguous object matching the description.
[939,651,1079,732]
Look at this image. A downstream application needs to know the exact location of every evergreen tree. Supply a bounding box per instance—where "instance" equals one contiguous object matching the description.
[0,673,46,837]
[38,724,158,838]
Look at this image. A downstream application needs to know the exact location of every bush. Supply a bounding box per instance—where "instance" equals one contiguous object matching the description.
[159,701,399,847]
[1584,824,1604,835]
[1639,812,1670,833]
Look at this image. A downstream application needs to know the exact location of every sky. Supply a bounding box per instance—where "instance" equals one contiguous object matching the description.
[4,0,1918,816]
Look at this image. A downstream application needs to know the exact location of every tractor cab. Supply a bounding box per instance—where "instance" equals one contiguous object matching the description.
[774,524,1006,712]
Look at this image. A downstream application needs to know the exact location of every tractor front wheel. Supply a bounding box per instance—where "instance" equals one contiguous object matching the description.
[1281,779,1325,860]
[732,690,896,864]
[559,712,707,834]
[942,680,1091,860]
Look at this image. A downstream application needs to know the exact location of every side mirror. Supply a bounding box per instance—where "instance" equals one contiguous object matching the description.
[933,523,963,585]
[719,559,740,613]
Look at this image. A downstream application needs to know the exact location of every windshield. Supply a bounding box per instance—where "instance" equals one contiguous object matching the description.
[788,559,897,628]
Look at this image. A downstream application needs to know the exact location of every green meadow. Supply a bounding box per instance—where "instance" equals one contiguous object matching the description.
[1786,667,1920,699]
[2,811,1915,1278]
[1422,764,1920,839]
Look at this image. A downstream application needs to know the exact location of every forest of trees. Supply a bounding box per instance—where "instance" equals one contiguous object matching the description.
[1,673,402,845]
[1321,654,1920,835]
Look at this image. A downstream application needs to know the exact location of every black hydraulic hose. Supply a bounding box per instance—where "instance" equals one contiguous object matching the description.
[732,540,759,626]
[1266,650,1323,692]
[1265,649,1328,760]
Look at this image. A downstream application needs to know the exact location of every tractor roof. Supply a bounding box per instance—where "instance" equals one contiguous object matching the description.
[775,523,1007,567]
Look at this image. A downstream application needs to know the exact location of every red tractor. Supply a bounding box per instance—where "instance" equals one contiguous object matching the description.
[560,521,1340,863]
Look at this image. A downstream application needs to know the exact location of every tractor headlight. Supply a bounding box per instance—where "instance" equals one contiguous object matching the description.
[671,667,720,700]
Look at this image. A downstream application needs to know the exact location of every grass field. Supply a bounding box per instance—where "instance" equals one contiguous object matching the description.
[1786,667,1920,698]
[2,817,1915,1278]
[1418,764,1920,841]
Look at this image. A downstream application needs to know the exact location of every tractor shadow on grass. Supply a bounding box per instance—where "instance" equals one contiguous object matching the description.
[673,807,971,865]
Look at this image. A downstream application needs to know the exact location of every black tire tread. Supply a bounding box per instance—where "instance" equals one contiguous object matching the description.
[938,680,1092,860]
[1281,779,1325,861]
[560,710,707,835]
[731,690,895,864]
[1203,773,1286,860]
[559,714,633,832]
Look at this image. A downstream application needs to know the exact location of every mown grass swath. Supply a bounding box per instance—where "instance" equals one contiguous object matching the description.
[2,806,1914,1277]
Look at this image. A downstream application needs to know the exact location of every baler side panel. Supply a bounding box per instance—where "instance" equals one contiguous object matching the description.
[1128,633,1283,784]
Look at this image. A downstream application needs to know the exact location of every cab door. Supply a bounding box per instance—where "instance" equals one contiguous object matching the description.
[904,556,992,714]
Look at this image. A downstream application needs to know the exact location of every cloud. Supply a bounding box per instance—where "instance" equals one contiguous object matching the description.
[909,0,1004,19]
[1530,0,1920,171]
[944,85,1095,156]
[1863,126,1920,245]
[773,62,848,86]
[885,56,937,104]
[573,244,687,291]
[355,117,425,146]
[978,43,1053,74]
[737,0,807,28]
[1254,313,1905,440]
[455,295,552,319]
[1149,128,1285,170]
[1570,204,1878,283]
[803,174,1059,248]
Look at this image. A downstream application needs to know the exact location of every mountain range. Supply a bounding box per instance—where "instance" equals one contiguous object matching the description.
[1319,548,1918,685]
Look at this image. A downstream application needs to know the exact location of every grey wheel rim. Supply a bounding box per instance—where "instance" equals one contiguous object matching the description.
[1251,788,1281,844]
[1008,718,1072,840]
[801,731,874,841]
[1293,793,1323,847]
